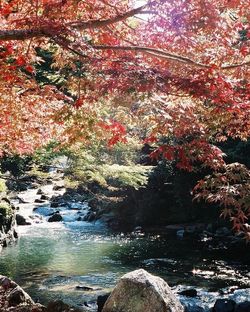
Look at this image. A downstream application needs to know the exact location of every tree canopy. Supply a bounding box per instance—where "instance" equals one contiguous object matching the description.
[0,0,249,237]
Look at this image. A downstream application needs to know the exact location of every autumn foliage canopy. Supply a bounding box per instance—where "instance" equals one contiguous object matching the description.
[0,0,249,236]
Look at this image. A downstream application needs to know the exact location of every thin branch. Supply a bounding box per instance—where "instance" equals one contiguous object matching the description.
[93,44,250,70]
[92,44,210,68]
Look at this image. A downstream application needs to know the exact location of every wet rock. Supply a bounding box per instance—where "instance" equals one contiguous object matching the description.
[53,185,64,191]
[83,211,97,222]
[46,300,82,312]
[75,285,94,291]
[16,182,29,192]
[102,269,184,312]
[34,198,46,203]
[178,288,198,297]
[75,285,101,291]
[213,299,236,312]
[41,194,49,200]
[7,286,34,306]
[234,302,250,312]
[36,189,45,195]
[177,229,185,238]
[97,293,111,312]
[1,197,11,205]
[48,213,63,222]
[50,201,59,208]
[16,214,31,226]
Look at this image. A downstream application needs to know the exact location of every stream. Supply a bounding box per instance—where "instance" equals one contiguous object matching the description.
[0,180,249,311]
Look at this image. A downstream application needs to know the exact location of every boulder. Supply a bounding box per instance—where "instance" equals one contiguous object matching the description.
[16,214,31,226]
[213,299,236,312]
[48,213,63,222]
[102,269,184,312]
[235,302,250,312]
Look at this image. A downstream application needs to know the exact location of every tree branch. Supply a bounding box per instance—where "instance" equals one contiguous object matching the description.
[92,44,210,68]
[93,45,250,70]
[0,4,148,41]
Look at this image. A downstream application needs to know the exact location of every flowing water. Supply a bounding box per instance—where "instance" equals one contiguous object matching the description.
[0,184,249,311]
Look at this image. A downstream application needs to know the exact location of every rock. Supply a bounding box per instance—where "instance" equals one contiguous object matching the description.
[102,269,184,312]
[178,288,197,297]
[16,182,29,191]
[75,285,94,291]
[16,214,31,226]
[48,213,63,222]
[41,194,49,200]
[36,189,45,195]
[1,197,11,205]
[0,275,17,290]
[85,212,97,222]
[53,185,64,191]
[34,199,46,203]
[46,300,82,312]
[177,229,185,238]
[235,302,250,312]
[97,293,111,312]
[50,201,59,208]
[213,299,236,312]
[7,285,34,306]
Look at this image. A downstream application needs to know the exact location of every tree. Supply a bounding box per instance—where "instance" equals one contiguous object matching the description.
[0,0,249,236]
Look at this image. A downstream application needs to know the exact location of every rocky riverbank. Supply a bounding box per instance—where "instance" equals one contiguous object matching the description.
[1,271,250,312]
[0,192,17,252]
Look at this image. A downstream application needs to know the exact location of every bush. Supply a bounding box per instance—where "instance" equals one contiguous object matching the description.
[0,201,12,217]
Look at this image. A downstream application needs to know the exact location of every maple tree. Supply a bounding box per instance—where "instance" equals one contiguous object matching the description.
[0,0,250,236]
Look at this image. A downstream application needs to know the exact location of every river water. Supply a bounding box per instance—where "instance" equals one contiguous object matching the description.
[0,185,249,311]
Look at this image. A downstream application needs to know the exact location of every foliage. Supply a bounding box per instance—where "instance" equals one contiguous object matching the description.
[0,201,12,217]
[0,179,7,193]
[32,141,72,168]
[67,163,151,190]
[0,0,250,235]
[194,163,250,240]
[0,154,32,177]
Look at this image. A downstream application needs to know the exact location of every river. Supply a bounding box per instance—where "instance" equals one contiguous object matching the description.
[0,184,249,311]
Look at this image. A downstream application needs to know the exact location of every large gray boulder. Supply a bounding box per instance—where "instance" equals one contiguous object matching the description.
[102,269,184,312]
